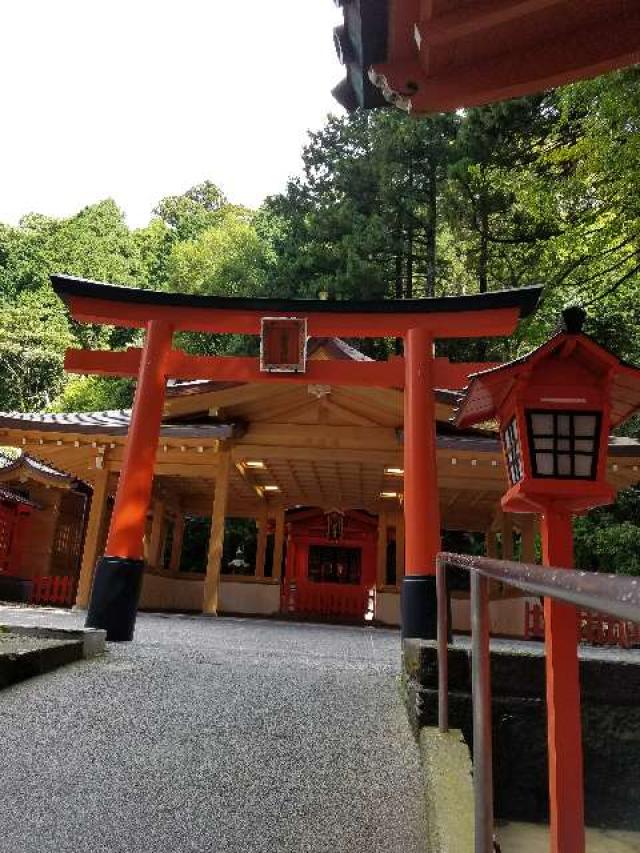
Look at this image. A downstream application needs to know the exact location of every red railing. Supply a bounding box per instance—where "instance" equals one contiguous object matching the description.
[281,582,371,620]
[525,600,640,648]
[30,575,76,607]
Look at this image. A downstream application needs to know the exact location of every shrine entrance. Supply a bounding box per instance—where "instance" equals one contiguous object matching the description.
[48,273,541,641]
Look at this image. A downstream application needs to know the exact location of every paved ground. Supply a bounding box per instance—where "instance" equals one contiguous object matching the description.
[0,606,426,853]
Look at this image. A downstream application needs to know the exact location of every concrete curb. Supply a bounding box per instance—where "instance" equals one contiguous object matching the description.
[419,727,474,853]
[0,624,106,690]
[3,624,106,658]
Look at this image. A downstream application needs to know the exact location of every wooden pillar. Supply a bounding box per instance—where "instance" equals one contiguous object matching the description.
[75,469,109,608]
[169,514,185,573]
[104,319,174,559]
[255,507,268,579]
[376,511,388,589]
[395,512,405,587]
[501,513,514,560]
[148,499,165,570]
[521,514,537,563]
[203,451,230,615]
[402,327,440,638]
[541,507,585,853]
[485,529,498,559]
[272,508,285,581]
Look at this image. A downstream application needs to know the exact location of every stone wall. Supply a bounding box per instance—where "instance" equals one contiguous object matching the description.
[403,639,640,830]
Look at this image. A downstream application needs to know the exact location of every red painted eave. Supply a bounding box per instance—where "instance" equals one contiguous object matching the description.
[337,0,640,114]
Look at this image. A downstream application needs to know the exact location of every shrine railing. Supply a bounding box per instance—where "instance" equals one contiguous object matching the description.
[281,581,372,620]
[525,600,640,648]
[30,575,76,607]
[435,552,640,853]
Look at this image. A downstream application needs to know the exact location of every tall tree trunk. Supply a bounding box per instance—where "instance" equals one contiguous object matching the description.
[406,222,414,299]
[394,247,404,355]
[477,197,489,359]
[425,160,437,298]
[478,203,489,294]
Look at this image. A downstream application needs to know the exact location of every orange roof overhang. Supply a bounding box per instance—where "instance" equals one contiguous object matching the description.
[333,0,640,114]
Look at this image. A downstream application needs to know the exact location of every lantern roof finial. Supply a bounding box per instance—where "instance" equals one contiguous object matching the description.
[560,306,587,334]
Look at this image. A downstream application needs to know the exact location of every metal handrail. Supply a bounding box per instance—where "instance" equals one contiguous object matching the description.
[438,552,640,622]
[435,552,640,853]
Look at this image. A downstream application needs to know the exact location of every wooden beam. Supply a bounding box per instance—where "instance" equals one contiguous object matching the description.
[65,293,528,338]
[170,513,185,572]
[255,507,268,579]
[385,12,640,114]
[66,346,496,393]
[418,0,564,46]
[147,499,165,571]
[232,444,402,466]
[203,450,231,614]
[75,468,110,609]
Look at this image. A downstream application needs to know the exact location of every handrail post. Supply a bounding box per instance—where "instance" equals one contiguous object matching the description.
[436,555,449,733]
[471,572,493,853]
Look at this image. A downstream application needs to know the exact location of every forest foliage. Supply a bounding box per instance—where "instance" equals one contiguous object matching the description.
[1,68,638,572]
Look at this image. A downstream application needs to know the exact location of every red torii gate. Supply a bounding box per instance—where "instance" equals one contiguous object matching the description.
[51,274,541,640]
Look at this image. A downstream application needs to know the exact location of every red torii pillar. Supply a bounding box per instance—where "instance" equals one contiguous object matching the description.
[86,319,174,641]
[402,327,441,638]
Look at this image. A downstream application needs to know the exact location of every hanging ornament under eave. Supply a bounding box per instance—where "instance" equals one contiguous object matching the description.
[325,509,345,542]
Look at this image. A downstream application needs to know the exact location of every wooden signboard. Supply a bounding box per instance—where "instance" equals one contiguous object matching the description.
[260,317,307,373]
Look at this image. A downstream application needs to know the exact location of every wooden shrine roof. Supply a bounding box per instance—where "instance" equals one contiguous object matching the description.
[0,448,82,491]
[0,486,40,510]
[0,410,239,439]
[333,0,640,113]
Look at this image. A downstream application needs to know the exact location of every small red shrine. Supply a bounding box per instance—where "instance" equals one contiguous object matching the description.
[0,487,33,576]
[283,508,378,620]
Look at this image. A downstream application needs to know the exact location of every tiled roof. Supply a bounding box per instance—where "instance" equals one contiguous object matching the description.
[0,410,238,439]
[0,448,75,486]
[0,486,40,509]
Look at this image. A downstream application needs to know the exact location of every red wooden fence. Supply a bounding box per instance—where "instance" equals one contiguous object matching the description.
[525,601,640,649]
[30,575,76,607]
[281,582,372,620]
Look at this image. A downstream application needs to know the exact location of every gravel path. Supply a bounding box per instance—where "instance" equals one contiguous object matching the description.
[0,607,426,853]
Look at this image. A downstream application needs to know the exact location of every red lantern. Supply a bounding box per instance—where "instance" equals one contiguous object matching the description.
[455,307,640,515]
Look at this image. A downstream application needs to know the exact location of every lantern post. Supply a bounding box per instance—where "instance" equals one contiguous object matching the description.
[455,306,640,853]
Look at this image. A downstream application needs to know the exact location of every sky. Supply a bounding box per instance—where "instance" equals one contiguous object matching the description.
[0,1,344,228]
